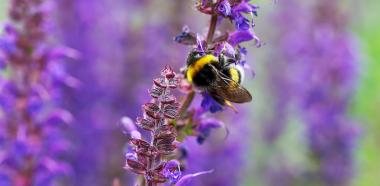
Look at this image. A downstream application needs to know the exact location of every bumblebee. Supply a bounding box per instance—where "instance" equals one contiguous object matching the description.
[185,51,252,106]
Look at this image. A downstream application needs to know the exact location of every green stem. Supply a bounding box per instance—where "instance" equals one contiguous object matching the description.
[178,91,195,117]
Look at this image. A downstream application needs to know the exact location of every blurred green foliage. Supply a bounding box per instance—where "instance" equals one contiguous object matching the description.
[0,2,7,21]
[352,0,380,186]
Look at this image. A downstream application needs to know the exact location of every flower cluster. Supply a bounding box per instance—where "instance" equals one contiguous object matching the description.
[301,1,358,185]
[197,0,259,38]
[124,67,182,185]
[0,0,76,185]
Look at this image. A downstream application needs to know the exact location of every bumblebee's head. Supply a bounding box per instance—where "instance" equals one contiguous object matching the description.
[186,50,205,66]
[185,50,219,84]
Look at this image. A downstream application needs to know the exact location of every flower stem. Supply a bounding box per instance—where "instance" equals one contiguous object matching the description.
[206,14,218,44]
[135,175,145,186]
[179,91,195,117]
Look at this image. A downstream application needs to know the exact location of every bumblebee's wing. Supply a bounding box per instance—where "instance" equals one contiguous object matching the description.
[208,66,252,103]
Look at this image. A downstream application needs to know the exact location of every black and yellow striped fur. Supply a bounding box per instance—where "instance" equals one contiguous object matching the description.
[185,51,252,105]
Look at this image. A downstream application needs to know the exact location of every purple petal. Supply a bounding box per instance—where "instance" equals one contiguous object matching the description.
[196,34,206,53]
[232,1,259,16]
[174,170,214,186]
[239,46,248,55]
[232,1,253,13]
[214,43,223,56]
[228,30,254,46]
[120,117,141,139]
[216,0,231,16]
[48,46,81,60]
[174,26,197,45]
[197,118,224,144]
[224,43,236,58]
[43,109,73,126]
[200,92,223,113]
[233,15,250,31]
[199,118,224,129]
[162,160,182,183]
[214,42,236,58]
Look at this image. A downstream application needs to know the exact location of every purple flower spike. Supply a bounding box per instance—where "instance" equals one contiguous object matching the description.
[163,160,182,183]
[0,0,74,185]
[123,66,180,185]
[268,0,360,185]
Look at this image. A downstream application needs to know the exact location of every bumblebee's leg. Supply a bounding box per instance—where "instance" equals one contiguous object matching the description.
[224,100,238,113]
[211,94,226,105]
[218,54,227,67]
[226,58,237,65]
[211,94,238,112]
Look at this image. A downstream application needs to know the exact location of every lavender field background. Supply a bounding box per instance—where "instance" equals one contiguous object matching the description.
[0,0,379,186]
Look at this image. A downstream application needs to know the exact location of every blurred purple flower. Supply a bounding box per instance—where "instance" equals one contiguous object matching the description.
[120,117,141,140]
[196,118,224,144]
[181,108,250,186]
[190,107,225,144]
[262,0,302,145]
[0,0,74,185]
[301,2,359,184]
[270,0,360,185]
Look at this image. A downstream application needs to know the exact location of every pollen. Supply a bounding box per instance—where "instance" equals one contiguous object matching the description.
[229,67,240,83]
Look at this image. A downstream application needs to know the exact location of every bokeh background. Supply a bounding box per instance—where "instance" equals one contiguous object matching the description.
[0,0,379,185]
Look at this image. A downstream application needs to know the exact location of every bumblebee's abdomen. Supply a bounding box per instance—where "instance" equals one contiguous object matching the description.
[222,67,242,84]
[192,64,217,87]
